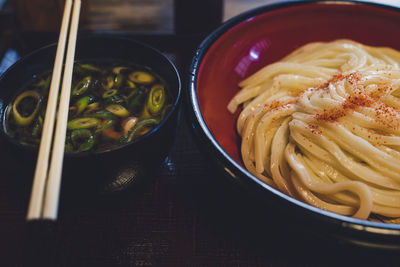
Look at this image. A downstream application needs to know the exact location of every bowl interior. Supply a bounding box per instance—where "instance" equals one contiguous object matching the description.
[196,1,400,165]
[0,36,181,155]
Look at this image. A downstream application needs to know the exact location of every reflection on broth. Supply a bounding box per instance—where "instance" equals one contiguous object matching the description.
[5,61,171,153]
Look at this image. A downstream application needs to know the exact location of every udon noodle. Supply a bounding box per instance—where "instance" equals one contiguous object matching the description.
[228,39,400,221]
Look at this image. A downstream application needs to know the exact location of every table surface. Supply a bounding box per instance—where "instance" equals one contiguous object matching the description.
[1,28,400,267]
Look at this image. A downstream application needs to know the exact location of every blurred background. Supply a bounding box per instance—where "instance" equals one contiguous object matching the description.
[0,0,270,33]
[0,0,399,73]
[1,0,400,33]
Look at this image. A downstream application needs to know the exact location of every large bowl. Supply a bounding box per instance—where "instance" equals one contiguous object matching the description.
[0,36,181,194]
[189,0,400,249]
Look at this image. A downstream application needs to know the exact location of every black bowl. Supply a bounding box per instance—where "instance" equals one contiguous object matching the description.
[0,36,181,194]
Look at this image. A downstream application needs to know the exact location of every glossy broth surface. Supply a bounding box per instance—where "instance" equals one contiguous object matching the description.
[5,61,171,153]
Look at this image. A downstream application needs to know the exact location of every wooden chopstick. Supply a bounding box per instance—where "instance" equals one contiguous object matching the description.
[43,0,81,220]
[26,0,73,220]
[26,0,81,220]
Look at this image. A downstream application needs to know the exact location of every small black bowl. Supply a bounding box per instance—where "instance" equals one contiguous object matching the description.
[0,36,181,195]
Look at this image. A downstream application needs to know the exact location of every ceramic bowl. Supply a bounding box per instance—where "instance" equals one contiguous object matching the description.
[189,0,400,249]
[0,36,181,194]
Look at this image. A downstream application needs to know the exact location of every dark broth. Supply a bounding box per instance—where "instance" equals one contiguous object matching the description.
[5,61,171,153]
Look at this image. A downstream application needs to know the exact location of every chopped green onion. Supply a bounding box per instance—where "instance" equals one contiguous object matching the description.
[114,73,123,88]
[12,90,41,126]
[106,104,130,117]
[102,89,118,98]
[72,76,92,96]
[85,102,100,113]
[75,96,90,115]
[127,118,159,142]
[67,117,100,130]
[90,111,116,119]
[79,64,102,72]
[147,84,166,115]
[128,71,155,84]
[70,129,94,152]
[127,80,136,88]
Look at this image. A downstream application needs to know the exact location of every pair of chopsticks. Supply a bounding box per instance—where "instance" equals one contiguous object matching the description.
[27,0,81,220]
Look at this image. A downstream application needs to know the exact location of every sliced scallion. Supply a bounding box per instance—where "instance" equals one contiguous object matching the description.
[12,90,41,126]
[67,117,100,130]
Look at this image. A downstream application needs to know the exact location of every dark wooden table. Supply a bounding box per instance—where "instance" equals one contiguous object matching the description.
[0,27,399,267]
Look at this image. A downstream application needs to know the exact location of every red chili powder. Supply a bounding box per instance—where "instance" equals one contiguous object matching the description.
[314,72,400,130]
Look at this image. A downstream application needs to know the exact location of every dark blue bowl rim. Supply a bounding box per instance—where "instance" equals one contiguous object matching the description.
[0,35,182,157]
[189,0,400,235]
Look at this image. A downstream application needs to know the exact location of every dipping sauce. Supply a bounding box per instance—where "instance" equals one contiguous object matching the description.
[4,61,171,153]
